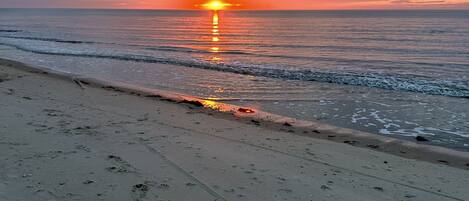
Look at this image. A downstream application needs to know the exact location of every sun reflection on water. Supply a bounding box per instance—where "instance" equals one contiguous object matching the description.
[212,11,219,24]
[210,10,222,60]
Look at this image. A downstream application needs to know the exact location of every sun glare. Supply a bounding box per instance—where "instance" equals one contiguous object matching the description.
[202,1,232,10]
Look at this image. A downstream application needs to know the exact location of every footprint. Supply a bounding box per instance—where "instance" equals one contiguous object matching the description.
[130,181,157,201]
[43,109,65,117]
[131,183,150,201]
[4,88,14,95]
[106,155,137,174]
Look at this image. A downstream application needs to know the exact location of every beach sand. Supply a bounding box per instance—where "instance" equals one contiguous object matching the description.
[1,59,469,201]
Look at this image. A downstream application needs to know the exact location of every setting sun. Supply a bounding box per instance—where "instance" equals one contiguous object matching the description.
[202,1,232,10]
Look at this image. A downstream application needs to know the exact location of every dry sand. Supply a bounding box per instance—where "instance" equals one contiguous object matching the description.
[1,60,469,201]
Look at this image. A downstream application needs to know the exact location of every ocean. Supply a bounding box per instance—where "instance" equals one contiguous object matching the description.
[0,9,468,150]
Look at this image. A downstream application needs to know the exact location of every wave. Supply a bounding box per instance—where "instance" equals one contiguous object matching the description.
[131,40,469,57]
[3,35,468,63]
[0,30,21,33]
[145,46,258,56]
[145,45,469,69]
[0,35,275,58]
[0,36,95,44]
[1,41,468,98]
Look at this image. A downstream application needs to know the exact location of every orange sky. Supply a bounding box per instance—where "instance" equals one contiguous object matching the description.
[1,0,469,9]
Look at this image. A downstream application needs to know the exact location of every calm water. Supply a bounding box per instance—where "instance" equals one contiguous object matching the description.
[0,9,468,150]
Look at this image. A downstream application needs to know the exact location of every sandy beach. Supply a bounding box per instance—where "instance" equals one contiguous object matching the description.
[1,59,469,201]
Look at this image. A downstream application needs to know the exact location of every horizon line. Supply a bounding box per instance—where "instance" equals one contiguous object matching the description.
[1,7,469,11]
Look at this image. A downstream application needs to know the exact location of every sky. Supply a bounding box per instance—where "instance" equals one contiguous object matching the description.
[1,0,469,10]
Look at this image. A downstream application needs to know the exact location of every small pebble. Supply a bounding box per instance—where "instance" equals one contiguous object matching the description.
[83,180,95,184]
[373,187,384,191]
[415,136,428,142]
[320,185,331,190]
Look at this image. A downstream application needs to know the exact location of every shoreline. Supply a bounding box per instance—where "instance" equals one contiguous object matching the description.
[1,58,469,200]
[2,58,469,170]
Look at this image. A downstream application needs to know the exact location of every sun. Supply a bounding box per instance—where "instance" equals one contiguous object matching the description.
[202,1,232,10]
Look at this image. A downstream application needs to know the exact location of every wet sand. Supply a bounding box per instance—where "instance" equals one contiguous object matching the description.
[1,59,469,201]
